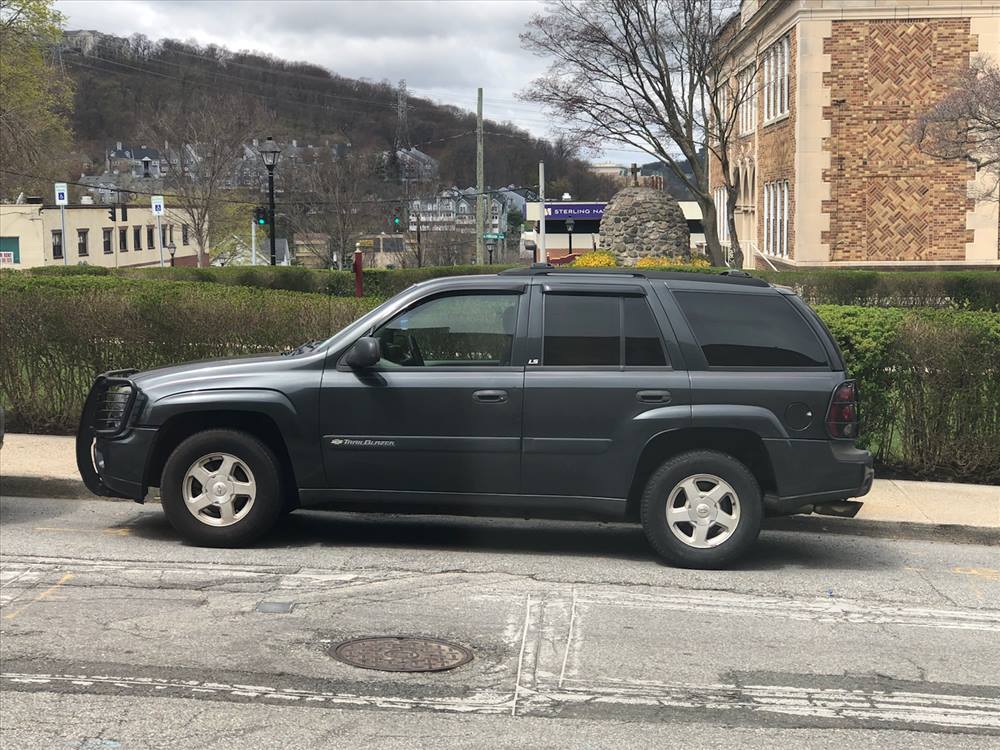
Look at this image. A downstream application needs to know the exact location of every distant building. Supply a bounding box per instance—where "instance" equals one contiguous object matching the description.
[408,187,508,235]
[0,202,201,268]
[354,234,415,268]
[106,142,167,179]
[387,148,439,183]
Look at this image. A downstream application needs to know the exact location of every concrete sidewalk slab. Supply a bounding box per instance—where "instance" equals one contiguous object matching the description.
[1,433,998,529]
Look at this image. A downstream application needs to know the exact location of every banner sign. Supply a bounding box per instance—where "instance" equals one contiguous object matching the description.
[544,202,605,220]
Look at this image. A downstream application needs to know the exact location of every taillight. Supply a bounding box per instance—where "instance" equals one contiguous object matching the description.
[826,380,859,439]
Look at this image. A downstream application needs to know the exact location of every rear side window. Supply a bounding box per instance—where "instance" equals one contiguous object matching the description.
[542,294,668,367]
[675,291,828,368]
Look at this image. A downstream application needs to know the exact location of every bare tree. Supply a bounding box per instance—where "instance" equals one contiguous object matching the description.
[521,0,759,267]
[914,56,1000,201]
[283,151,381,269]
[141,93,271,266]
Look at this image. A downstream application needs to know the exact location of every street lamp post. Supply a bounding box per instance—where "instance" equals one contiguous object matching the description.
[566,218,575,256]
[167,241,177,267]
[258,136,282,266]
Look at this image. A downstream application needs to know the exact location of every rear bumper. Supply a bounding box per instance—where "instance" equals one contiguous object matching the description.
[763,439,874,516]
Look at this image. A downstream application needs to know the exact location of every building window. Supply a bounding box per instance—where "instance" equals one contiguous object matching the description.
[160,224,167,247]
[713,187,730,243]
[763,35,790,122]
[763,180,790,257]
[133,225,142,251]
[169,224,174,245]
[119,227,128,252]
[52,230,63,260]
[182,224,190,245]
[147,225,155,249]
[77,229,89,257]
[103,228,113,254]
[738,66,755,134]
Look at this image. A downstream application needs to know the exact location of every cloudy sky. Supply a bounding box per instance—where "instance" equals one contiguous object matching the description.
[55,0,646,164]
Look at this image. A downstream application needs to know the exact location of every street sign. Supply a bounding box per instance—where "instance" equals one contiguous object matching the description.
[54,182,68,206]
[151,195,165,215]
[0,251,15,266]
[483,232,506,240]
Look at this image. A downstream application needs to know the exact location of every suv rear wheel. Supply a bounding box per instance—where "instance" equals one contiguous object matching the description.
[640,450,762,569]
[160,429,283,547]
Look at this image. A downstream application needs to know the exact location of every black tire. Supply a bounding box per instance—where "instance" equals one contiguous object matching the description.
[160,429,283,547]
[640,450,762,569]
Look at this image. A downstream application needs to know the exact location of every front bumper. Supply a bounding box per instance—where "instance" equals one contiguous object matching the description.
[762,439,874,516]
[77,370,151,501]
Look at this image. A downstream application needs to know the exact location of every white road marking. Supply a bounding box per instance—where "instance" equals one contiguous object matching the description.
[510,594,532,717]
[558,587,577,689]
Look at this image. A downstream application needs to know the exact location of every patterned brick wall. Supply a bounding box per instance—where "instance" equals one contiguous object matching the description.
[822,19,977,262]
[757,28,797,259]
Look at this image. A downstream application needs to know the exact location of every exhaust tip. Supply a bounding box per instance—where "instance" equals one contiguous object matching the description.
[813,500,864,518]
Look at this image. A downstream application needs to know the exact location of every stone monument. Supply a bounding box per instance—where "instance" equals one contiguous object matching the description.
[600,184,690,266]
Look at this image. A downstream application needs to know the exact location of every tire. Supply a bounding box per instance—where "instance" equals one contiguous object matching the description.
[640,450,762,569]
[160,429,283,547]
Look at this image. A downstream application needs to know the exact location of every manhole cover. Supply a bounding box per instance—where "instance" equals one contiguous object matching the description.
[331,637,473,672]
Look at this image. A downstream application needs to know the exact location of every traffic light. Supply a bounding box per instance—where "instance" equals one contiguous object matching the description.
[107,206,117,222]
[391,207,401,230]
[254,207,268,226]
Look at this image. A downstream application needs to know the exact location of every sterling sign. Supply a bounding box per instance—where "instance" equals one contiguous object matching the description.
[544,202,606,220]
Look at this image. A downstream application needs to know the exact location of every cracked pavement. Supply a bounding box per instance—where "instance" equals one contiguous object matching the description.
[1,494,999,748]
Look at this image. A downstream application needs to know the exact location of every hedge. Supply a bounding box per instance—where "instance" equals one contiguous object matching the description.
[14,264,999,309]
[0,275,374,433]
[1,275,997,482]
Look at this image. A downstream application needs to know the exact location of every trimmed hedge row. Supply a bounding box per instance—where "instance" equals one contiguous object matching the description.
[0,275,375,433]
[1,275,997,482]
[16,264,1000,309]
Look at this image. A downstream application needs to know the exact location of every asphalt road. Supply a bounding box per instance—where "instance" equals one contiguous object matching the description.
[1,494,999,749]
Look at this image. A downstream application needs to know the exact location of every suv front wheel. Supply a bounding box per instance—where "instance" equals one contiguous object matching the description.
[160,429,283,547]
[641,450,762,569]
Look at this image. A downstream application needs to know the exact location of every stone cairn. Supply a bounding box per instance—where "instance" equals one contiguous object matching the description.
[599,186,690,266]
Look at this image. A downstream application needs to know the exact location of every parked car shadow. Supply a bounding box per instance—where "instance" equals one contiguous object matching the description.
[122,506,898,571]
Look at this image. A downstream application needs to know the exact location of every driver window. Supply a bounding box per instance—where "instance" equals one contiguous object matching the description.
[373,293,519,367]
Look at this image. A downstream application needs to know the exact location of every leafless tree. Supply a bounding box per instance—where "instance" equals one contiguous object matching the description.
[141,93,271,266]
[283,152,381,269]
[521,0,759,267]
[914,56,1000,201]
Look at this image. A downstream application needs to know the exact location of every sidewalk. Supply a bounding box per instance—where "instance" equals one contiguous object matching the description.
[1,433,998,530]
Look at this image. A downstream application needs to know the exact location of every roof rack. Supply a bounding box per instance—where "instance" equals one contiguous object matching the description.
[499,265,769,287]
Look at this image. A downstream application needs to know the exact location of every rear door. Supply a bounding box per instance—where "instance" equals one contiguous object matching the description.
[520,280,691,501]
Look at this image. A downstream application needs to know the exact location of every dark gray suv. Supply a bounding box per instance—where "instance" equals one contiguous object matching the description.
[77,267,873,568]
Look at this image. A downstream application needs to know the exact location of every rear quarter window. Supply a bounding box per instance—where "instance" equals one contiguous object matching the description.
[674,291,829,368]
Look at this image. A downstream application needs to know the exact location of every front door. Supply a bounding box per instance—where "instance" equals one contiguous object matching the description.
[320,289,527,496]
[521,283,691,500]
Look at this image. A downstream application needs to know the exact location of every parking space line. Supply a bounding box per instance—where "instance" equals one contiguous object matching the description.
[558,587,577,689]
[511,594,532,717]
[3,572,75,621]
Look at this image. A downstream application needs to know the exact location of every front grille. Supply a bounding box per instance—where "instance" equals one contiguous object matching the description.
[92,377,138,436]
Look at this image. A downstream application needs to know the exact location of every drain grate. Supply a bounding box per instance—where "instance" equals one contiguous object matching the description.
[331,636,473,673]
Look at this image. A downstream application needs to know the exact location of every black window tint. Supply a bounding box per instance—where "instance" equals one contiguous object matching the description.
[374,293,518,367]
[624,297,667,366]
[543,294,619,366]
[676,292,828,367]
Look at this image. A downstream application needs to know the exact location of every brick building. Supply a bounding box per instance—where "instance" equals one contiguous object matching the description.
[710,0,1000,268]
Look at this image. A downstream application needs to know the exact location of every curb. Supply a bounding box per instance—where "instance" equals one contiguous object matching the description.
[766,515,1000,546]
[0,475,92,500]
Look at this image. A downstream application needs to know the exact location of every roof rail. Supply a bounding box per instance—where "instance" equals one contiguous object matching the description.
[498,266,768,286]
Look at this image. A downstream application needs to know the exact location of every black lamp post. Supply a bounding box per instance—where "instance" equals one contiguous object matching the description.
[258,136,282,266]
[167,241,177,267]
[565,217,575,256]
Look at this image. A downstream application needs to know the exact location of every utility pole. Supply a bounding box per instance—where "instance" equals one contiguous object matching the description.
[416,212,423,268]
[537,161,546,264]
[475,87,485,265]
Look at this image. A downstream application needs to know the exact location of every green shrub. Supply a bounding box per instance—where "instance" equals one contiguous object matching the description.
[817,305,1000,483]
[0,275,374,433]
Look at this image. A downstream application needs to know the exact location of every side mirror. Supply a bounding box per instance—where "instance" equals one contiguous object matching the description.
[343,336,381,369]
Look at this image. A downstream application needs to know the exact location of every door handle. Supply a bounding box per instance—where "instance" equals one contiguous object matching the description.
[473,389,508,403]
[636,390,671,404]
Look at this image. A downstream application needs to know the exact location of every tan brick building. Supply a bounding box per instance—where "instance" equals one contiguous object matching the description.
[710,0,1000,269]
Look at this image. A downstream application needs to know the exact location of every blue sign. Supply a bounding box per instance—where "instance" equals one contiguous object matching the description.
[544,202,605,220]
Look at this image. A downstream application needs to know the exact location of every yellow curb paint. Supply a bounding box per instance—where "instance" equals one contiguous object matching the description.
[33,527,132,536]
[951,567,1000,581]
[3,573,75,621]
